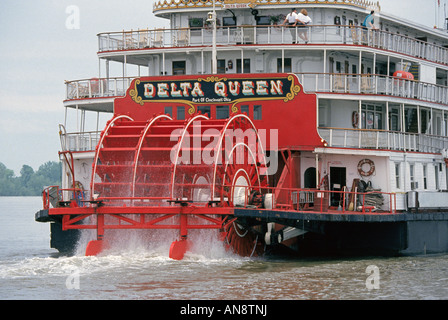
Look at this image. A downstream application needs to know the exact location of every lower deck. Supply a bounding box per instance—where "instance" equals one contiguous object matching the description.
[235,208,448,256]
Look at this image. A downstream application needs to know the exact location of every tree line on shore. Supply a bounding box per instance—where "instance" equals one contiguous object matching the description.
[0,161,61,196]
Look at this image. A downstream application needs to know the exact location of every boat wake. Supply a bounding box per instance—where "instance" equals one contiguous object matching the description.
[74,227,242,261]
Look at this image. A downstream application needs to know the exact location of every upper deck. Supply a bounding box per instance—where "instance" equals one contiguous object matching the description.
[97,24,448,66]
[152,0,380,16]
[62,0,448,156]
[94,0,448,65]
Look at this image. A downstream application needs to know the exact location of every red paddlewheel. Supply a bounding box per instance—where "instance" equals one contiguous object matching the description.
[83,113,269,259]
[169,238,192,260]
[85,239,108,256]
[212,114,269,206]
[223,221,264,257]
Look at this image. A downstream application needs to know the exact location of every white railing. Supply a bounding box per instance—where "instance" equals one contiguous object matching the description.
[97,25,448,65]
[319,127,448,153]
[64,73,448,106]
[296,73,448,105]
[60,127,448,154]
[65,77,135,100]
[61,131,101,152]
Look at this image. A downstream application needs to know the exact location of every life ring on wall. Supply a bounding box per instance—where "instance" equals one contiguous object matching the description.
[357,159,375,177]
[352,111,359,128]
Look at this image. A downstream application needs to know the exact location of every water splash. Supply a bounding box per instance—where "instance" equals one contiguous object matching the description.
[74,224,240,261]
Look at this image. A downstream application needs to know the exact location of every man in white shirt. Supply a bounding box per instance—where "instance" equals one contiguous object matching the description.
[282,8,299,43]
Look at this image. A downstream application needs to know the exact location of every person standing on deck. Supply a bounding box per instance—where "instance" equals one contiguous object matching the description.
[282,8,299,43]
[296,9,312,43]
[362,10,377,29]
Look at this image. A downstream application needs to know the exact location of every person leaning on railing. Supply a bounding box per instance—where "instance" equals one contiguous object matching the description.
[361,10,377,30]
[360,10,377,45]
[296,9,312,44]
[282,8,299,44]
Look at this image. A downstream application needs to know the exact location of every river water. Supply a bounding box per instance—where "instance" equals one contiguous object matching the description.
[0,197,447,302]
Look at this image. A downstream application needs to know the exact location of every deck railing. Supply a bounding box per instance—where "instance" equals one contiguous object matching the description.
[61,131,101,152]
[64,72,448,107]
[319,127,448,153]
[97,25,448,65]
[45,183,397,215]
[65,77,135,100]
[60,127,448,154]
[42,185,86,209]
[258,187,397,214]
[297,72,448,105]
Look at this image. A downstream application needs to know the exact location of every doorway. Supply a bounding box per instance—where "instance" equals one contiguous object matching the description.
[304,167,317,189]
[330,167,346,206]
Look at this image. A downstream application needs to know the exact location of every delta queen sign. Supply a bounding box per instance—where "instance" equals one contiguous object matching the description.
[114,73,325,151]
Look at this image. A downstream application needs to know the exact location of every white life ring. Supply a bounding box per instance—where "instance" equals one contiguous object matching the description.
[357,159,375,177]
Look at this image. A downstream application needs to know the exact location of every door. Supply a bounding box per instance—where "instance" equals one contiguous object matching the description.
[304,167,316,189]
[330,167,346,207]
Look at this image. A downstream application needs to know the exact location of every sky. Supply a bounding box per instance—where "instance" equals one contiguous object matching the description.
[0,0,444,176]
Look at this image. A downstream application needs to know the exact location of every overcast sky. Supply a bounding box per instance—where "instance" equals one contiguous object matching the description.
[0,0,445,175]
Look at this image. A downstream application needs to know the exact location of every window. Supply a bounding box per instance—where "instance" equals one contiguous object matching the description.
[177,106,185,120]
[172,61,186,75]
[254,105,262,120]
[395,163,400,189]
[435,164,440,190]
[189,18,203,28]
[389,107,400,131]
[405,107,418,133]
[420,108,430,134]
[375,111,383,130]
[256,16,270,26]
[361,105,383,129]
[236,59,250,73]
[423,164,427,189]
[223,17,236,27]
[197,106,211,118]
[336,61,341,73]
[410,164,416,189]
[164,106,172,117]
[217,59,226,74]
[216,106,229,119]
[277,58,292,73]
[240,105,249,115]
[444,113,448,136]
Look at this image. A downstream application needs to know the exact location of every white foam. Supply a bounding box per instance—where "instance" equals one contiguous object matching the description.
[73,225,245,263]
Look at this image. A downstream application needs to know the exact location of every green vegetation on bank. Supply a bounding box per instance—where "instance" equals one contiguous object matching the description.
[0,162,62,196]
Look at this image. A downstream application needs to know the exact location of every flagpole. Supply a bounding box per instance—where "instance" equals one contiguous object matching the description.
[435,0,438,28]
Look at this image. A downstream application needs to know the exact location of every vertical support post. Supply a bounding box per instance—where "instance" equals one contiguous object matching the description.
[97,214,104,241]
[85,211,106,256]
[323,49,327,74]
[358,50,362,93]
[180,213,188,239]
[169,209,191,260]
[417,105,421,134]
[211,0,217,74]
[281,48,285,73]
